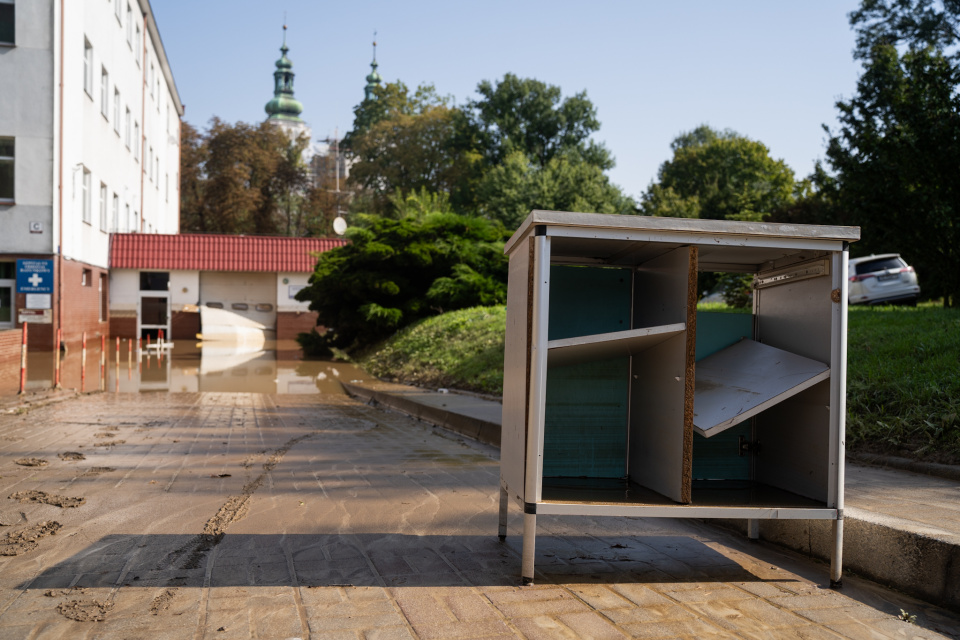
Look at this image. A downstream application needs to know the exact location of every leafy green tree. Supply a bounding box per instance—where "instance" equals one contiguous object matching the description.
[641,125,796,222]
[824,43,960,305]
[296,211,510,349]
[850,0,960,61]
[468,73,613,171]
[476,150,634,228]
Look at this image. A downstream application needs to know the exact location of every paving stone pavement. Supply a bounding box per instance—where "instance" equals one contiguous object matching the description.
[0,391,957,639]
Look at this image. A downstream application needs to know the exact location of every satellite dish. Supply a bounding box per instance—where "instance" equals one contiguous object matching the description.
[333,216,347,235]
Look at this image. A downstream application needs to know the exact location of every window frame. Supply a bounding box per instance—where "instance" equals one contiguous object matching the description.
[100,65,109,118]
[133,121,140,161]
[83,38,93,97]
[112,192,119,232]
[113,88,120,134]
[134,25,141,66]
[125,2,132,46]
[0,0,14,47]
[0,136,13,203]
[99,182,107,231]
[124,106,131,149]
[81,167,92,224]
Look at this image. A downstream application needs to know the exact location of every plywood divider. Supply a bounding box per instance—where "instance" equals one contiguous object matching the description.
[682,246,698,503]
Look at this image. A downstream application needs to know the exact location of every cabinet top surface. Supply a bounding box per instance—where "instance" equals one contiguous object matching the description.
[504,210,861,257]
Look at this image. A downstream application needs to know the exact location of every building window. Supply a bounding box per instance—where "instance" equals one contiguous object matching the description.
[155,156,159,187]
[113,89,120,134]
[81,167,91,224]
[0,262,13,328]
[0,137,12,202]
[134,25,140,65]
[126,203,131,231]
[124,107,131,148]
[99,182,107,231]
[148,146,153,181]
[156,78,160,110]
[99,273,107,322]
[114,0,121,24]
[0,1,14,47]
[83,39,93,97]
[125,2,131,45]
[132,209,138,232]
[149,63,154,98]
[133,121,140,160]
[139,272,169,291]
[100,66,109,118]
[112,192,119,231]
[81,268,92,286]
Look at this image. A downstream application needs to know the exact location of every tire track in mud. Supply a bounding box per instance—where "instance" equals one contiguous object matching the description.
[158,433,314,572]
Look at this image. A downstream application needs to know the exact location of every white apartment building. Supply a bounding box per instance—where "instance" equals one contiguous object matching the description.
[0,0,182,355]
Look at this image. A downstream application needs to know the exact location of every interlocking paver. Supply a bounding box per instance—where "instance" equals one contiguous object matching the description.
[0,391,956,640]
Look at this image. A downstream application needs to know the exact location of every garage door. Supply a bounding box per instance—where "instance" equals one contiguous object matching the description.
[199,272,277,343]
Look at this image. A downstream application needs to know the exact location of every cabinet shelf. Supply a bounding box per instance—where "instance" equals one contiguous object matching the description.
[547,323,686,368]
[693,339,830,438]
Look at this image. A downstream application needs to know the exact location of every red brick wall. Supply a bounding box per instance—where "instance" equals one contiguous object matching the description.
[277,311,319,340]
[109,317,137,339]
[172,311,200,340]
[0,329,22,368]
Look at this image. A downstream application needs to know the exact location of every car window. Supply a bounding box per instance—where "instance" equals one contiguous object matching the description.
[854,257,904,275]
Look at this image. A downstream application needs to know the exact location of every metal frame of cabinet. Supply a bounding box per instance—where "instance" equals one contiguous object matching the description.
[497,210,860,586]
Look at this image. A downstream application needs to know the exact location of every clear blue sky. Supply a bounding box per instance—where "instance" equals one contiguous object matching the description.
[152,0,863,200]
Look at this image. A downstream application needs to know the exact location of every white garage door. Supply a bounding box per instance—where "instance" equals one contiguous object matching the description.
[199,272,277,342]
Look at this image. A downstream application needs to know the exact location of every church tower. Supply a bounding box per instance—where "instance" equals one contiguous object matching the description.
[265,25,311,143]
[364,37,382,101]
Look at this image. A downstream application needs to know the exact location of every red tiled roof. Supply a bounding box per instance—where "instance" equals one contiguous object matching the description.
[109,234,347,273]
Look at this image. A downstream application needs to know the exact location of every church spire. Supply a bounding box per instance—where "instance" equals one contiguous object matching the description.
[265,24,304,122]
[364,32,382,101]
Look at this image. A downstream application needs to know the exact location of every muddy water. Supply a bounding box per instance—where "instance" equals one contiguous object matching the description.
[0,340,372,396]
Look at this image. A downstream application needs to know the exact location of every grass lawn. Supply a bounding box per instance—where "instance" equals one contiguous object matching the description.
[360,301,960,464]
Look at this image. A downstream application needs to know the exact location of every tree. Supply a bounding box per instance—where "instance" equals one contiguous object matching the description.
[641,125,796,222]
[476,150,635,228]
[850,0,960,61]
[179,119,329,236]
[295,210,511,349]
[824,43,960,305]
[468,73,613,171]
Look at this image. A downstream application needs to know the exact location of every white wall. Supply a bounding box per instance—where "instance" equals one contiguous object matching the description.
[276,272,312,312]
[108,269,139,311]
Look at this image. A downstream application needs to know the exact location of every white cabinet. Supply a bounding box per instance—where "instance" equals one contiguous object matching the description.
[497,211,859,586]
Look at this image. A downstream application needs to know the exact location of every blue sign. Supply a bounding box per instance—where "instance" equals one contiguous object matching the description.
[16,259,54,294]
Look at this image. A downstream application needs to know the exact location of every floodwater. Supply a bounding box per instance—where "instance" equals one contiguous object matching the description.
[0,339,371,397]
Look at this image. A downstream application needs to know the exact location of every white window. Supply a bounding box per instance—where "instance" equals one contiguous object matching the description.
[0,0,14,47]
[99,182,107,231]
[125,3,132,45]
[112,193,119,231]
[134,25,141,65]
[133,121,140,160]
[83,39,93,97]
[114,0,121,24]
[126,203,131,231]
[81,167,91,224]
[100,67,109,118]
[0,137,12,203]
[148,146,153,181]
[155,156,159,187]
[149,63,154,98]
[156,78,160,110]
[124,107,131,148]
[113,89,120,134]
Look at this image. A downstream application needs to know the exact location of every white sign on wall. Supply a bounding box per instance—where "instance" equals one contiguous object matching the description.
[26,294,51,310]
[288,285,306,299]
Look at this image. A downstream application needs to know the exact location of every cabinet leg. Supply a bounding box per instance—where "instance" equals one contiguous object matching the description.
[498,485,508,542]
[830,517,844,588]
[747,519,759,540]
[521,512,537,585]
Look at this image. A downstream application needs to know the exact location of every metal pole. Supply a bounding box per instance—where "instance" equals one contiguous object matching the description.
[54,328,62,389]
[81,331,86,393]
[100,335,105,391]
[18,323,27,395]
[498,485,509,541]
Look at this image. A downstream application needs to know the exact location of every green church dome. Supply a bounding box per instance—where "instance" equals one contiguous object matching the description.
[265,26,304,122]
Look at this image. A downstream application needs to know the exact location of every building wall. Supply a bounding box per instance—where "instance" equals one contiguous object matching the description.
[277,311,318,340]
[0,328,23,369]
[0,0,55,255]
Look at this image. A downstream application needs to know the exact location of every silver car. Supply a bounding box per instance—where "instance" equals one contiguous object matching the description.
[848,253,920,305]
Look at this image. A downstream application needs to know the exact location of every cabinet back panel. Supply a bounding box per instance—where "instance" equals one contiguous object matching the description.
[547,266,632,341]
[543,357,629,478]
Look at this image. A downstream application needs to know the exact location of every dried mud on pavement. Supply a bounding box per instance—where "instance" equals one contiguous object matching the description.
[0,391,958,640]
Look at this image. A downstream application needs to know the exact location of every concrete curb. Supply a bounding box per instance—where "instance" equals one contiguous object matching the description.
[341,382,501,447]
[849,452,960,483]
[342,380,960,612]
